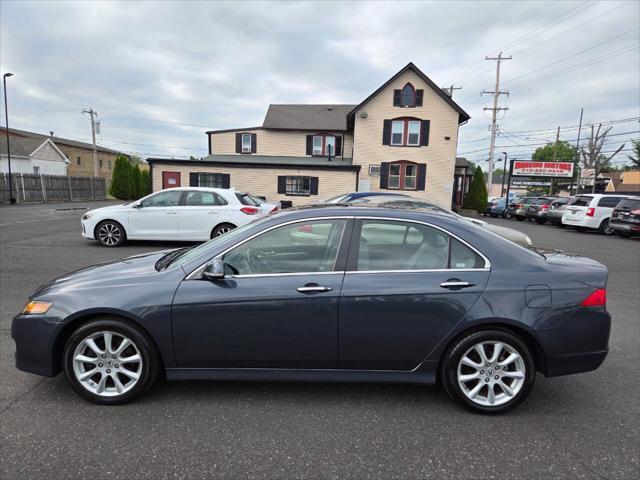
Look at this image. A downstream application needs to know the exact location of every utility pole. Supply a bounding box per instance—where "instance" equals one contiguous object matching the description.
[483,52,511,192]
[82,108,99,177]
[550,126,560,195]
[444,84,462,97]
[500,152,508,197]
[3,72,15,204]
[572,108,584,195]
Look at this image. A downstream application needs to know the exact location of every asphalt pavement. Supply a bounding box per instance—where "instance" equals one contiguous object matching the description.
[1,202,638,479]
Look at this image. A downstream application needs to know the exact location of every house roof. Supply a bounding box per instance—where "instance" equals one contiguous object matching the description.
[0,127,122,155]
[347,62,471,126]
[147,154,360,171]
[262,104,357,131]
[0,135,49,157]
[455,157,472,168]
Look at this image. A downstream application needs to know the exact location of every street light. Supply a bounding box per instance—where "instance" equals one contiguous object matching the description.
[3,72,15,204]
[500,151,508,197]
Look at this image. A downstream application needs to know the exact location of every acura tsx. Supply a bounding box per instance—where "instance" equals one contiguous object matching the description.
[12,204,611,413]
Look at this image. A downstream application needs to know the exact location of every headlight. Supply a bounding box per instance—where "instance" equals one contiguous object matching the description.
[22,300,53,315]
[82,212,93,221]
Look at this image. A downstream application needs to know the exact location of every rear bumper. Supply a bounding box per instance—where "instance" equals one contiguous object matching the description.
[561,216,598,229]
[545,350,608,377]
[610,220,640,234]
[525,211,547,219]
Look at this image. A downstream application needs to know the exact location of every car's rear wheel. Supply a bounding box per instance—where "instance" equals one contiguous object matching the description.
[211,223,236,239]
[503,212,513,219]
[63,318,159,405]
[442,330,535,414]
[599,219,615,235]
[95,220,125,247]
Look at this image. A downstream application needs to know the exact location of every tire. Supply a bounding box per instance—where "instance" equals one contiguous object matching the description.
[63,318,160,405]
[598,219,615,236]
[441,329,536,414]
[503,212,513,220]
[211,223,236,239]
[535,219,546,225]
[95,220,126,247]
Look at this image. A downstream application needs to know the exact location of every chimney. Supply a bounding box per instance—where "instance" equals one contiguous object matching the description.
[49,131,54,137]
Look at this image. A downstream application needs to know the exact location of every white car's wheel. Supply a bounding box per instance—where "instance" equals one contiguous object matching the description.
[211,223,236,238]
[95,220,126,247]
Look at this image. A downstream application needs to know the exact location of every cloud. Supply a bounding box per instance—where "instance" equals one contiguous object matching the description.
[0,0,638,167]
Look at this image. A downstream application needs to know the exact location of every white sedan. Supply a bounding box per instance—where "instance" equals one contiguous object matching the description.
[81,187,279,247]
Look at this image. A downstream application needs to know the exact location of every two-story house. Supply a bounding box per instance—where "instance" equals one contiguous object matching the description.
[147,62,471,208]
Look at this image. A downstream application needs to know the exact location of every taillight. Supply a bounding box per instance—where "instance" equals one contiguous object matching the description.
[630,209,640,215]
[516,204,522,208]
[541,204,550,210]
[586,207,595,217]
[269,206,279,214]
[240,206,259,215]
[580,288,606,307]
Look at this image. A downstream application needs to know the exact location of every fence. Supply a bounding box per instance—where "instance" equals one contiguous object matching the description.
[0,173,107,203]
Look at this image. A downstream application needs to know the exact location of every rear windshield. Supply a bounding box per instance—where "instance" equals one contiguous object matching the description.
[569,195,592,207]
[552,197,569,205]
[616,198,640,210]
[534,198,552,205]
[235,193,262,206]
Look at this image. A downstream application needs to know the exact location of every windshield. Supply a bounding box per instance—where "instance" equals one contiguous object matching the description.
[157,218,269,270]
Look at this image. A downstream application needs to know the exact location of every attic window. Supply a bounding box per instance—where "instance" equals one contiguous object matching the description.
[401,83,416,107]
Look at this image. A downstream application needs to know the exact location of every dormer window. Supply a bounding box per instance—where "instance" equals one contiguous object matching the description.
[307,134,342,156]
[241,133,252,153]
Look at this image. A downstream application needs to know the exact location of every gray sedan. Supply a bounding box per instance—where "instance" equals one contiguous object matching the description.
[12,204,610,414]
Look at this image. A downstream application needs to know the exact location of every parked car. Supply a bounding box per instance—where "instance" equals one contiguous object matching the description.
[347,195,532,246]
[525,197,568,225]
[547,197,573,227]
[609,196,640,237]
[321,191,408,204]
[13,203,610,413]
[504,196,540,221]
[484,198,506,217]
[81,187,279,247]
[561,194,637,235]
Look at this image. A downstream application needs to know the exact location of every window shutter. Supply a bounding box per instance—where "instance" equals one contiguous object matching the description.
[335,136,342,156]
[310,177,319,195]
[382,120,392,145]
[235,133,242,153]
[251,133,257,153]
[306,135,313,155]
[222,173,231,189]
[393,89,401,106]
[416,90,424,106]
[189,172,199,187]
[277,176,287,194]
[420,120,430,146]
[379,162,390,189]
[417,164,427,190]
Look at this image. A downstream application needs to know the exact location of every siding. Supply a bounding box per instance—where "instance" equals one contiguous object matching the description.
[352,70,460,208]
[211,129,354,159]
[60,145,120,189]
[32,142,67,163]
[151,163,357,206]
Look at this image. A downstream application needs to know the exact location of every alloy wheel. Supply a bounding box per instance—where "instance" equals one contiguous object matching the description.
[457,341,526,407]
[98,223,121,246]
[214,226,232,237]
[72,330,143,397]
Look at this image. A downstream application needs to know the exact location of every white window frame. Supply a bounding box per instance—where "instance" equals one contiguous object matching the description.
[391,121,404,146]
[407,121,421,146]
[325,135,336,156]
[241,133,252,153]
[312,135,323,156]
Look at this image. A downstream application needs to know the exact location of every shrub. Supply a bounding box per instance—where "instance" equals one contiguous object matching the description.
[110,155,135,200]
[463,166,488,212]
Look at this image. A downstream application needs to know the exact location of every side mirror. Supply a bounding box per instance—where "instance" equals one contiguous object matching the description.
[132,202,142,209]
[202,258,225,280]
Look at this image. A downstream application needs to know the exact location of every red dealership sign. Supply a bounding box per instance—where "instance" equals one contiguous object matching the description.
[512,161,574,178]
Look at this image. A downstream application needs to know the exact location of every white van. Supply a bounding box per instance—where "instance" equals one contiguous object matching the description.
[562,193,636,235]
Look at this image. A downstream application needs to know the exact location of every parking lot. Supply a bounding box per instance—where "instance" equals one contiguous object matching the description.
[1,201,638,479]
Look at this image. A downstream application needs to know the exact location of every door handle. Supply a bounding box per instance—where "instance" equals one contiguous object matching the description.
[297,285,333,293]
[440,281,475,290]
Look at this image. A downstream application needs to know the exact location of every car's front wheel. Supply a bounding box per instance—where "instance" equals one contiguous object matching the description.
[63,318,160,404]
[441,330,535,414]
[95,220,126,247]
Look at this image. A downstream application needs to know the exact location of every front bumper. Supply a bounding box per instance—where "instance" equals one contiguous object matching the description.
[81,220,95,240]
[12,314,63,377]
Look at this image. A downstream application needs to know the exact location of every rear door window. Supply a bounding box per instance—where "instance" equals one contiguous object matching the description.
[185,191,227,206]
[597,196,624,208]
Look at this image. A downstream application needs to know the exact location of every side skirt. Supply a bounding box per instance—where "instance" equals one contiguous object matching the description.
[166,362,438,385]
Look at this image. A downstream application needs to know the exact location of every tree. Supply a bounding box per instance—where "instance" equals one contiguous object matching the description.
[110,155,135,200]
[580,124,626,178]
[130,163,143,199]
[140,170,151,196]
[463,166,488,212]
[628,139,640,169]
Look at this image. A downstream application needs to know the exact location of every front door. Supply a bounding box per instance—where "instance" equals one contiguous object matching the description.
[339,219,490,370]
[128,190,182,239]
[162,171,181,189]
[172,218,351,368]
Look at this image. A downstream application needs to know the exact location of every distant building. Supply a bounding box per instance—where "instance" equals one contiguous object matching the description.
[0,127,125,189]
[603,170,640,193]
[0,135,69,175]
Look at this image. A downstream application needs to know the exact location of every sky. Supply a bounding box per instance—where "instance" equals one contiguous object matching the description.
[1,0,639,170]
